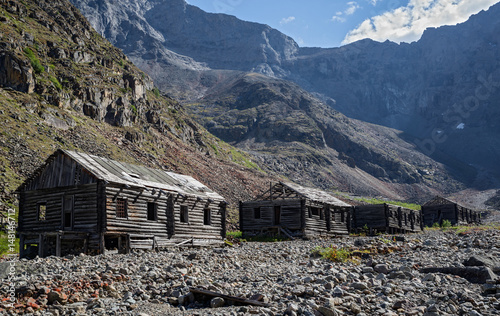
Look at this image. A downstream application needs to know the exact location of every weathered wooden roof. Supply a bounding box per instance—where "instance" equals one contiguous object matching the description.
[22,149,224,200]
[422,196,463,207]
[281,182,351,207]
[422,195,476,211]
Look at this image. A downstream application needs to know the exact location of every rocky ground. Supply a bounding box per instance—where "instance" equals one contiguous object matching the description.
[1,227,499,316]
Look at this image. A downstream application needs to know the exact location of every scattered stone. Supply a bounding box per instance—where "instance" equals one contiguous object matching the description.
[210,297,225,308]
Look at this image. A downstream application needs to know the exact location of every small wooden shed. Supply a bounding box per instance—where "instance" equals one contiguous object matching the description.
[352,204,423,234]
[421,196,481,227]
[17,149,226,258]
[239,182,351,238]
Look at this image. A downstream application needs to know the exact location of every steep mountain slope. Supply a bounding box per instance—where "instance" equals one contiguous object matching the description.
[188,73,464,201]
[0,0,274,210]
[70,0,500,188]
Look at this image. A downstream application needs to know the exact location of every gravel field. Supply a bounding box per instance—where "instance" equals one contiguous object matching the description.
[1,227,499,316]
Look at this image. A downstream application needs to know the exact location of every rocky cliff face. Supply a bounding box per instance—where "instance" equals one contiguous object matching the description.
[188,73,462,200]
[0,0,275,208]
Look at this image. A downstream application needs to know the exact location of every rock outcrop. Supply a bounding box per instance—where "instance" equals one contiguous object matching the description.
[0,51,34,93]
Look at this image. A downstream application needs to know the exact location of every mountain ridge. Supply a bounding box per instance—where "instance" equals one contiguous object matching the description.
[68,0,500,205]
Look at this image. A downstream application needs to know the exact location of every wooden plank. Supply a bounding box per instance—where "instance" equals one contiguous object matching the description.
[175,239,194,246]
[189,288,270,307]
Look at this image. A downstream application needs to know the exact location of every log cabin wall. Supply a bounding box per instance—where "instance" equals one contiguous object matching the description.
[330,206,351,235]
[170,194,225,242]
[19,183,100,257]
[104,184,171,249]
[352,205,387,231]
[353,204,422,234]
[240,199,303,234]
[303,200,331,237]
[422,204,457,226]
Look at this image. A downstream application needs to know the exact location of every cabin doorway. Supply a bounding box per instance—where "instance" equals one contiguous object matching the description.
[274,205,281,225]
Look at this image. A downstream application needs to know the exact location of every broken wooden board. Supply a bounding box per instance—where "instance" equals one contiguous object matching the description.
[189,287,271,307]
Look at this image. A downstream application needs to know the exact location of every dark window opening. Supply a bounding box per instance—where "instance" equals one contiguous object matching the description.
[37,203,46,221]
[116,199,128,218]
[147,202,157,221]
[64,212,73,228]
[204,208,211,225]
[180,205,189,223]
[311,207,320,216]
[254,207,261,219]
[274,206,281,225]
[341,210,345,223]
[319,207,324,220]
[63,196,74,229]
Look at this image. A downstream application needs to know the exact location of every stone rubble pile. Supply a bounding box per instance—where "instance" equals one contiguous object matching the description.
[1,228,499,315]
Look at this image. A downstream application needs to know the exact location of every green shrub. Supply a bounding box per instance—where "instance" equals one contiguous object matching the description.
[49,76,62,90]
[441,219,452,228]
[130,104,138,115]
[23,47,44,74]
[153,87,161,98]
[312,245,352,263]
[432,222,440,228]
[226,231,242,239]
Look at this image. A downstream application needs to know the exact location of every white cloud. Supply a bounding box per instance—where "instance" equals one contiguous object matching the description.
[367,0,379,5]
[345,1,361,15]
[332,1,361,23]
[342,0,500,45]
[332,16,347,23]
[280,16,296,25]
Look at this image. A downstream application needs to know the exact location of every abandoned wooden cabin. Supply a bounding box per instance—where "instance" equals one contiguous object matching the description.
[239,182,351,238]
[17,149,226,258]
[352,204,423,234]
[421,196,481,227]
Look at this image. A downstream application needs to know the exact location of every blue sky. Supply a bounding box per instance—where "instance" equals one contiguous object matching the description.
[186,0,500,48]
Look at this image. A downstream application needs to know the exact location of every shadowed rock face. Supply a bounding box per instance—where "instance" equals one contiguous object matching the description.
[0,52,35,93]
[70,0,500,196]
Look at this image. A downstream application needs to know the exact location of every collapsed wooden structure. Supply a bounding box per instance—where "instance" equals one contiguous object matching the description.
[421,196,481,227]
[239,182,351,238]
[351,204,424,234]
[17,149,226,258]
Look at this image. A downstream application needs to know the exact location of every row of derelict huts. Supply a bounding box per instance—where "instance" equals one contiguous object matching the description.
[17,150,482,258]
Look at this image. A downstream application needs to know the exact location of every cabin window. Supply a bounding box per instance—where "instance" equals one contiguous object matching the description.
[254,207,261,219]
[63,195,74,229]
[341,210,345,223]
[180,205,189,223]
[116,199,128,218]
[147,202,157,221]
[311,207,320,216]
[319,208,324,220]
[404,213,408,225]
[37,202,46,221]
[204,208,211,225]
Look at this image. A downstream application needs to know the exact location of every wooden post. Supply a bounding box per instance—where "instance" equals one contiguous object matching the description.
[56,233,61,257]
[325,206,331,232]
[99,233,105,255]
[221,202,227,239]
[38,234,44,258]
